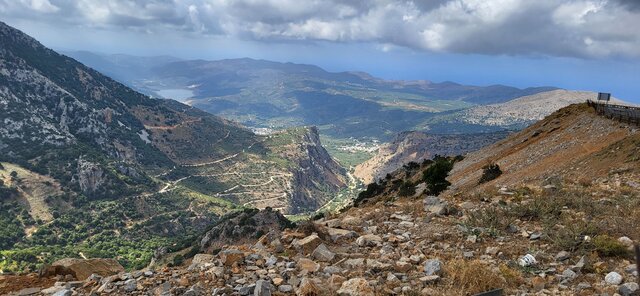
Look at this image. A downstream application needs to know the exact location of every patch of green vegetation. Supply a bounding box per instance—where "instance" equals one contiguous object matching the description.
[319,135,377,168]
[592,235,631,257]
[0,189,226,273]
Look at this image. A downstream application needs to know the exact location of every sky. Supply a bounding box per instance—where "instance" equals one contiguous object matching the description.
[1,0,639,102]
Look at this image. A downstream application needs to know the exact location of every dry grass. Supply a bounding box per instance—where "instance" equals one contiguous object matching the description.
[437,259,506,295]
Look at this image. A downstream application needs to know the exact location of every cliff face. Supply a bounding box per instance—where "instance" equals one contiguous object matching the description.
[285,127,347,213]
[354,131,509,184]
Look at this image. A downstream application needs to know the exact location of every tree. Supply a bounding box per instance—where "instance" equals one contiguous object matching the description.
[422,157,454,195]
[398,181,416,197]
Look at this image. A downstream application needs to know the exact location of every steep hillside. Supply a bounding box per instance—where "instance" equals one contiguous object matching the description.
[354,131,510,184]
[66,51,556,139]
[448,103,640,192]
[0,22,347,272]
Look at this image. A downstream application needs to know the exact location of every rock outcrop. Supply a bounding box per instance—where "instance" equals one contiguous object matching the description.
[354,131,509,184]
[41,258,124,281]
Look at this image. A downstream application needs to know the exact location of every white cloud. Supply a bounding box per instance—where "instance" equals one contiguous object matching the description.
[0,0,639,58]
[22,0,59,13]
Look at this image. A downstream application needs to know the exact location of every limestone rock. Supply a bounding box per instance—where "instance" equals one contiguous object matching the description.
[294,234,322,254]
[605,272,623,285]
[311,243,335,262]
[423,259,442,276]
[220,249,245,266]
[254,279,271,296]
[297,258,320,273]
[356,234,382,247]
[43,258,124,281]
[619,282,640,296]
[337,278,375,296]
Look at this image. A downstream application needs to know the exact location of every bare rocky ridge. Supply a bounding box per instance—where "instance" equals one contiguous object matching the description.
[459,89,630,127]
[354,131,510,184]
[448,103,640,193]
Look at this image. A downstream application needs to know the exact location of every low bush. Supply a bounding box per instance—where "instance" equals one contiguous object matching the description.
[592,235,631,257]
[479,163,502,184]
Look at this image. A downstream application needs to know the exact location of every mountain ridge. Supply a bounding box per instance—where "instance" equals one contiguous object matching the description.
[65,51,559,139]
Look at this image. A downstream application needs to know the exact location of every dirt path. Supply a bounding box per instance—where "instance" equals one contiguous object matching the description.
[181,153,239,168]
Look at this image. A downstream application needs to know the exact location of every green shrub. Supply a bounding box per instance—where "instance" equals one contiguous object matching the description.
[422,156,454,195]
[171,254,184,266]
[354,181,385,205]
[479,163,502,184]
[398,181,416,197]
[593,235,630,257]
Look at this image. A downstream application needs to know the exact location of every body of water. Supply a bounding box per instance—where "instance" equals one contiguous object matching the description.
[155,89,194,103]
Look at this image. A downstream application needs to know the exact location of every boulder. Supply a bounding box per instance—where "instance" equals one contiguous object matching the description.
[297,258,320,272]
[424,259,442,276]
[356,234,382,247]
[619,282,640,296]
[343,258,365,268]
[605,272,623,285]
[337,278,375,296]
[293,234,322,254]
[123,279,137,292]
[395,261,412,272]
[555,251,570,261]
[341,216,363,227]
[52,289,72,296]
[423,197,450,216]
[254,279,272,296]
[220,249,245,266]
[43,258,124,281]
[192,253,215,264]
[279,285,293,293]
[327,228,357,242]
[270,239,285,253]
[297,278,320,296]
[311,243,335,262]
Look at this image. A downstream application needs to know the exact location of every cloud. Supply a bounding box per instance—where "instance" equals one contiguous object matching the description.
[0,0,639,58]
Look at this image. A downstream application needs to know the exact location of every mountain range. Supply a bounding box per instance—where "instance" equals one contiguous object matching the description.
[65,51,560,139]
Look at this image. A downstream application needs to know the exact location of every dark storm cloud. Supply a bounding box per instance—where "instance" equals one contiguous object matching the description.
[1,0,639,58]
[612,0,640,11]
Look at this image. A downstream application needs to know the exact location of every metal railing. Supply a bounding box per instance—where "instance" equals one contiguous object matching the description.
[587,100,640,126]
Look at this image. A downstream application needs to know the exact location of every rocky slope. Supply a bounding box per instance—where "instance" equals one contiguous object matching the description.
[448,103,639,193]
[354,131,510,184]
[0,21,347,273]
